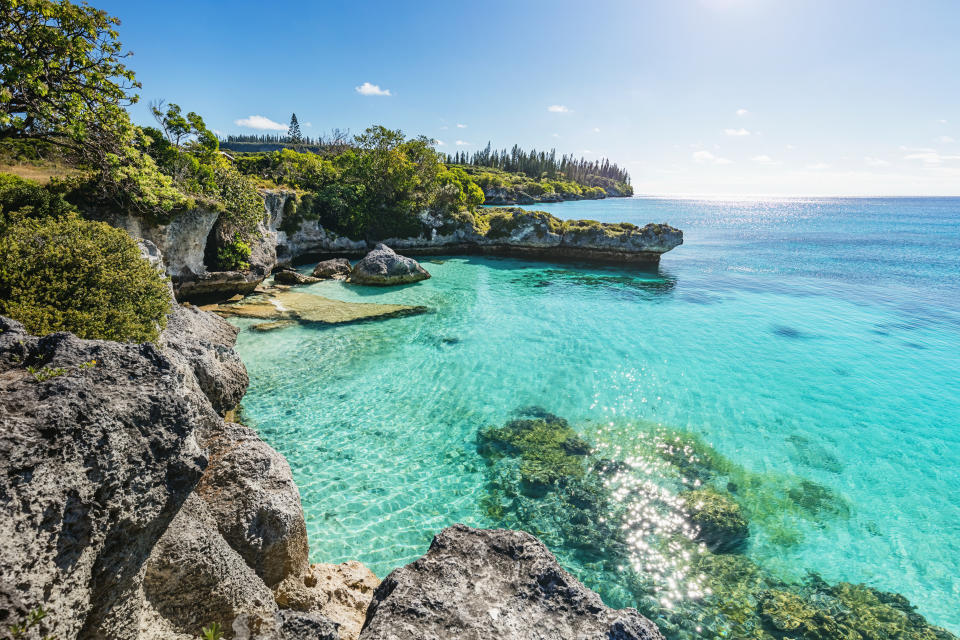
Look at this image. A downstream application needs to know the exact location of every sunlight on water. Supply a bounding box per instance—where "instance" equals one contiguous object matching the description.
[232,197,960,635]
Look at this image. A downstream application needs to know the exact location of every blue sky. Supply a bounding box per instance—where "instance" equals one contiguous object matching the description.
[100,0,959,196]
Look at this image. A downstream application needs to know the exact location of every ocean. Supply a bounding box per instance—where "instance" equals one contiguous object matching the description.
[230,196,960,635]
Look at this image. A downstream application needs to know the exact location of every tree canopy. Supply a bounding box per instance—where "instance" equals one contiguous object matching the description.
[0,0,140,148]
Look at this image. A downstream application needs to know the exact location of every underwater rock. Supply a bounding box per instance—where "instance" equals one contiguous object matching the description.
[360,524,664,640]
[251,320,298,332]
[211,290,428,326]
[680,487,750,553]
[274,268,323,285]
[348,243,431,285]
[312,258,352,279]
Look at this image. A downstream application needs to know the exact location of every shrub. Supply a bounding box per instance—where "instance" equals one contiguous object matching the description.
[0,216,171,342]
[216,233,252,271]
[0,173,77,231]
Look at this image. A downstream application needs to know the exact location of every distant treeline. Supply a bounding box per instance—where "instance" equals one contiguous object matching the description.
[445,143,630,185]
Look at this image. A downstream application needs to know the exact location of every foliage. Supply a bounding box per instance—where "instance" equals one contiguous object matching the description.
[216,232,252,271]
[0,0,139,146]
[201,622,224,640]
[446,143,632,193]
[26,365,68,381]
[8,606,55,640]
[0,215,171,342]
[483,207,564,240]
[287,113,302,143]
[0,173,76,230]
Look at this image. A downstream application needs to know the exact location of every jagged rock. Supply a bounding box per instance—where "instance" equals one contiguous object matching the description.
[312,258,352,279]
[274,269,322,285]
[0,316,211,639]
[277,610,340,640]
[141,493,279,637]
[275,561,380,640]
[212,291,428,326]
[359,524,664,640]
[161,303,248,414]
[348,244,430,286]
[196,421,309,588]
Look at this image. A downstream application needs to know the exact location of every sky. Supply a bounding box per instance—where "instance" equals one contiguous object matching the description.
[98,0,960,196]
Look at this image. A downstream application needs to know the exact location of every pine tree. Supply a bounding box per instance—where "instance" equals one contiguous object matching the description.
[288,113,302,143]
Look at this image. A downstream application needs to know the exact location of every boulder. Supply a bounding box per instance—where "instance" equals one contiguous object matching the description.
[0,316,211,639]
[275,561,380,640]
[680,487,750,553]
[161,303,248,415]
[312,258,352,279]
[348,244,430,286]
[141,493,279,637]
[196,421,310,588]
[274,269,323,285]
[359,524,664,640]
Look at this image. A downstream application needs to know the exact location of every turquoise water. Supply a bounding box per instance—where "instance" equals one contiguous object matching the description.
[232,197,960,633]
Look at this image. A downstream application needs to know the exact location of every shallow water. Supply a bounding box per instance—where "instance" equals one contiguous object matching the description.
[232,197,960,633]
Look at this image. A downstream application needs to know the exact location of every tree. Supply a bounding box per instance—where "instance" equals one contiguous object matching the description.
[288,113,302,143]
[0,0,140,148]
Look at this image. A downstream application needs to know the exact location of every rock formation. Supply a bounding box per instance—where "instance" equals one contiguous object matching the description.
[360,524,664,640]
[274,269,322,286]
[312,258,352,279]
[208,290,428,328]
[348,244,431,286]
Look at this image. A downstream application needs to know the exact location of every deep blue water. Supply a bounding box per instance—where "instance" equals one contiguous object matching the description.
[231,197,960,633]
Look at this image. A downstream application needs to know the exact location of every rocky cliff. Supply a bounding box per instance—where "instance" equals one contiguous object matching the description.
[106,190,681,303]
[0,302,372,639]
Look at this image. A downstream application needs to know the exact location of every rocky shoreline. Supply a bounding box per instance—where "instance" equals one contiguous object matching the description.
[105,191,682,303]
[0,256,663,638]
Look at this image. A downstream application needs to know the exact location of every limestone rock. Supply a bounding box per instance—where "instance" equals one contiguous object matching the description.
[0,316,211,639]
[212,291,428,326]
[312,258,352,279]
[161,303,248,414]
[141,493,279,637]
[348,244,431,286]
[274,269,322,285]
[275,561,380,640]
[196,421,310,588]
[359,524,664,640]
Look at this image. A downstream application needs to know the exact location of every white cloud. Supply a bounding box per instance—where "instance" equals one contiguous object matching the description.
[435,140,446,146]
[547,105,570,113]
[455,140,471,146]
[456,123,467,128]
[302,122,312,128]
[234,115,288,131]
[581,149,595,154]
[752,154,777,165]
[904,150,960,164]
[806,162,831,170]
[736,108,749,116]
[355,82,391,96]
[592,127,601,133]
[865,157,890,167]
[938,119,948,124]
[785,144,796,151]
[938,136,955,143]
[693,150,732,165]
[724,128,751,136]
[551,133,560,138]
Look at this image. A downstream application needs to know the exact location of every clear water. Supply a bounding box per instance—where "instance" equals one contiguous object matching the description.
[231,197,960,633]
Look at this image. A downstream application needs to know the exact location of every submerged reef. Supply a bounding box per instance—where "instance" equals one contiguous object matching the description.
[475,409,955,640]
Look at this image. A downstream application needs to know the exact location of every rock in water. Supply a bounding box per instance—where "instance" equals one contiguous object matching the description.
[359,524,664,640]
[348,244,430,286]
[312,258,352,279]
[274,268,323,285]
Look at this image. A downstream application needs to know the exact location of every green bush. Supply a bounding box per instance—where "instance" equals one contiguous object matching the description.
[0,216,171,342]
[216,233,252,271]
[0,173,77,231]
